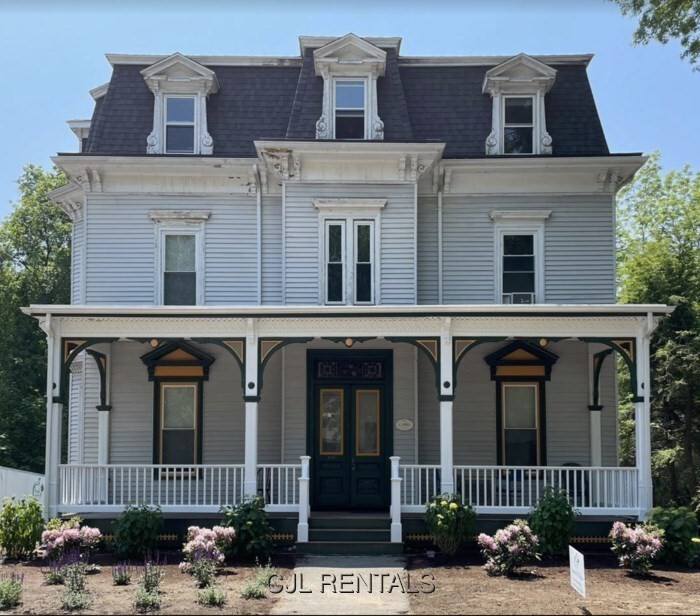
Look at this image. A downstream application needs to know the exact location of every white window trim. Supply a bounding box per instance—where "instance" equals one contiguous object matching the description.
[332,77,369,140]
[501,95,536,156]
[151,211,209,306]
[163,95,198,155]
[491,211,549,304]
[316,208,382,306]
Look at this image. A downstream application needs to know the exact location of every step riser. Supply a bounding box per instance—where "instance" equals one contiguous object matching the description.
[298,542,404,556]
[309,530,391,542]
[309,518,390,530]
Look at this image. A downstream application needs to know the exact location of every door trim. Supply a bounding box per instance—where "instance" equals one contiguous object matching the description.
[306,349,393,510]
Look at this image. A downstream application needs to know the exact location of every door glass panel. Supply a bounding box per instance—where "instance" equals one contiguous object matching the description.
[320,389,343,455]
[356,390,379,456]
[503,385,538,465]
[504,385,536,429]
[161,385,196,465]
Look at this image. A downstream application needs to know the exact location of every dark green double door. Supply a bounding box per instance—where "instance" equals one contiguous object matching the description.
[309,351,392,510]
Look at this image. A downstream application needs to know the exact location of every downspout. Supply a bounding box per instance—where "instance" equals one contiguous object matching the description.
[253,164,262,305]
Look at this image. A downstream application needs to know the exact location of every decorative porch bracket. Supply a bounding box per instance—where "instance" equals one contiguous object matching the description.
[192,338,246,391]
[581,337,641,402]
[385,337,442,395]
[85,349,111,411]
[256,337,314,400]
[588,348,614,410]
[55,338,118,405]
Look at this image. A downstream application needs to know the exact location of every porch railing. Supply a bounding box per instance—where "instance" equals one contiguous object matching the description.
[400,465,640,515]
[58,463,300,513]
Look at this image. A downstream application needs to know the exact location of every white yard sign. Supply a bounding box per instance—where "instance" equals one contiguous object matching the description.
[569,545,586,598]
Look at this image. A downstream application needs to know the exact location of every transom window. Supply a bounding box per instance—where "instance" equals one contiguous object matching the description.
[503,97,534,154]
[334,80,366,139]
[325,219,375,304]
[502,383,539,465]
[502,234,535,304]
[163,234,197,305]
[165,96,196,154]
[160,383,197,465]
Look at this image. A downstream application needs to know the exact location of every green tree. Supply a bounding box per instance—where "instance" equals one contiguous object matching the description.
[611,0,700,70]
[617,152,700,504]
[0,165,70,472]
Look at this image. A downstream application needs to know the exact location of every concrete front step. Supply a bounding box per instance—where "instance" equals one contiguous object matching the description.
[308,516,391,530]
[296,541,404,556]
[308,528,391,542]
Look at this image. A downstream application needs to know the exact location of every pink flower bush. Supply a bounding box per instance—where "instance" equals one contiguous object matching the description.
[610,521,664,575]
[477,519,540,576]
[180,525,235,573]
[42,520,102,559]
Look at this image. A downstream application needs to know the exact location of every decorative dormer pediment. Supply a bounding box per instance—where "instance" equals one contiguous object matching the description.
[482,54,557,156]
[313,34,386,141]
[140,339,215,381]
[141,53,219,155]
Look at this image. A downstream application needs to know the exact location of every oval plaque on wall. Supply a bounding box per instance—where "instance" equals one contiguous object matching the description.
[395,419,414,431]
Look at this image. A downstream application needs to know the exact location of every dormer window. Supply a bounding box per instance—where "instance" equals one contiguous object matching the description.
[334,79,366,140]
[503,97,534,154]
[165,96,196,154]
[141,53,219,155]
[483,54,556,156]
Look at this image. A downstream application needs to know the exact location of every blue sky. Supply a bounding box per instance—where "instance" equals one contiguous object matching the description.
[0,1,698,217]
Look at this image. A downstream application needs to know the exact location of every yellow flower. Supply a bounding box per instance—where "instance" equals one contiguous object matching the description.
[437,514,444,519]
[450,502,458,510]
[430,503,436,508]
[441,500,448,506]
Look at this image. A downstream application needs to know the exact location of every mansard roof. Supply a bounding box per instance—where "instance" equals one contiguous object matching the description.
[81,36,610,158]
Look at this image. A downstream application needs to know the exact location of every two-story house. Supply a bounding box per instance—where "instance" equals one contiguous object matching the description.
[25,34,672,553]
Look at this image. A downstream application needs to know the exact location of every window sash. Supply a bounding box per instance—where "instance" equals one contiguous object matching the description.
[164,96,196,154]
[333,79,366,139]
[502,383,540,466]
[324,219,375,305]
[502,97,534,155]
[326,221,346,304]
[160,383,198,465]
[162,233,197,306]
[501,233,536,300]
[354,221,374,304]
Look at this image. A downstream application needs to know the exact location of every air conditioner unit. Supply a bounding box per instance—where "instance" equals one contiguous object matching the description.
[511,293,535,304]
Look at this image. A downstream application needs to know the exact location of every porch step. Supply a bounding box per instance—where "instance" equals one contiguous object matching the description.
[297,541,404,556]
[309,515,390,530]
[308,528,391,542]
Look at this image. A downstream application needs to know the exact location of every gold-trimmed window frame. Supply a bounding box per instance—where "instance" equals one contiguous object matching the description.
[500,381,541,466]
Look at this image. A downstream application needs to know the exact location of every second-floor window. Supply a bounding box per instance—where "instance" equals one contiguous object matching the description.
[334,79,366,139]
[503,97,534,155]
[501,234,535,304]
[325,219,375,304]
[164,234,197,305]
[165,96,196,154]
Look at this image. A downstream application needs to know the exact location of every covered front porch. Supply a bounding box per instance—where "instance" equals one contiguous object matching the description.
[25,304,670,547]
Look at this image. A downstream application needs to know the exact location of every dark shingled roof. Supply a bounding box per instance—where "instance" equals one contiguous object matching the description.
[83,53,609,157]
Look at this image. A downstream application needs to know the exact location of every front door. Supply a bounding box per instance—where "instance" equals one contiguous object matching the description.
[309,351,391,510]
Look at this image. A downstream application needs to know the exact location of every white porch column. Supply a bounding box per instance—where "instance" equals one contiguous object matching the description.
[439,318,455,495]
[635,317,654,518]
[389,456,402,543]
[41,316,63,519]
[243,318,259,498]
[297,455,310,543]
[97,346,111,466]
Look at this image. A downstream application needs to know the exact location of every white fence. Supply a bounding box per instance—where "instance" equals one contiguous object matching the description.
[0,466,44,505]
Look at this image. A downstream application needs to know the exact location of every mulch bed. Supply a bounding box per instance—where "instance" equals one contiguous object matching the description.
[406,553,700,615]
[0,552,295,615]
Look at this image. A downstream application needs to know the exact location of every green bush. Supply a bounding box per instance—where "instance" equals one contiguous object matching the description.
[198,585,227,606]
[0,497,43,560]
[134,587,161,612]
[424,493,476,556]
[0,574,23,610]
[648,506,700,566]
[60,561,90,611]
[221,497,274,560]
[112,505,163,559]
[60,590,90,611]
[529,486,578,557]
[241,561,277,600]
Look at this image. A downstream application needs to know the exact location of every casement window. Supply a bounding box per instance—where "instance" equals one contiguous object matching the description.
[164,96,196,154]
[334,79,366,140]
[501,383,540,466]
[503,97,534,155]
[159,383,198,465]
[163,234,197,305]
[501,234,536,304]
[324,220,375,305]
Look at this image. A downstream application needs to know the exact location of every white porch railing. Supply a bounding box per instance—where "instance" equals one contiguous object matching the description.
[58,464,302,513]
[400,465,640,515]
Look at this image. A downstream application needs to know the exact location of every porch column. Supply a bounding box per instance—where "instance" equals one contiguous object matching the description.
[243,319,259,498]
[439,318,455,494]
[97,346,111,466]
[41,316,63,519]
[635,318,654,517]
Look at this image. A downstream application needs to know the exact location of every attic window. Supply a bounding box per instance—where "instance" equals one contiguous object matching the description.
[503,97,534,154]
[165,96,196,154]
[334,79,366,140]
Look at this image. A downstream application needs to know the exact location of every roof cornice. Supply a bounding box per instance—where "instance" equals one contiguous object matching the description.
[89,82,109,100]
[399,53,593,67]
[106,53,302,67]
[300,35,402,55]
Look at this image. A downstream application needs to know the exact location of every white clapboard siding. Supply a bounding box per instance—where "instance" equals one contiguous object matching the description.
[283,183,416,305]
[82,359,101,464]
[71,220,84,304]
[84,194,258,304]
[68,367,83,464]
[262,196,283,304]
[441,194,616,304]
[417,196,439,304]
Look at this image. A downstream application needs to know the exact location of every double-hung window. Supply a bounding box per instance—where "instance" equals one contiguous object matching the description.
[165,96,196,154]
[501,234,535,304]
[334,79,366,139]
[163,234,197,305]
[503,96,534,154]
[324,219,375,304]
[502,383,540,466]
[160,383,198,465]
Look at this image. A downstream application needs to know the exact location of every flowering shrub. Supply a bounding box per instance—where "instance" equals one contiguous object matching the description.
[610,521,664,575]
[477,519,541,576]
[41,520,102,559]
[424,494,476,556]
[179,526,235,587]
[220,497,274,560]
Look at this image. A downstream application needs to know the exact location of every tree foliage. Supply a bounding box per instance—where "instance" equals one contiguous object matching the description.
[617,152,700,505]
[611,0,700,70]
[0,165,70,472]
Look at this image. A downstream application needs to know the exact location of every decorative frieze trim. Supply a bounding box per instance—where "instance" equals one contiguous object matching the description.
[312,198,386,212]
[489,209,552,221]
[148,210,212,224]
